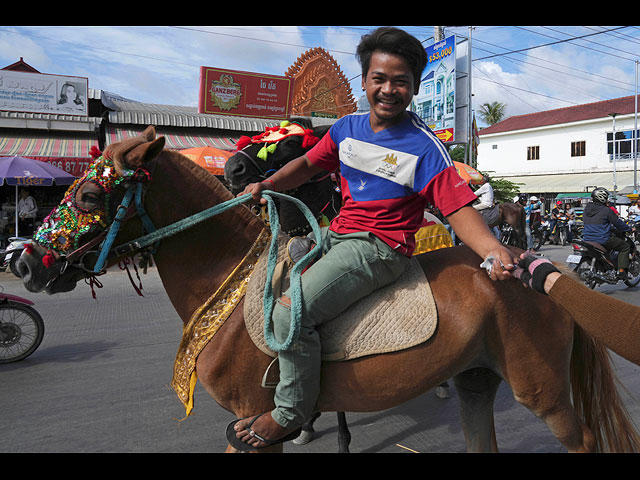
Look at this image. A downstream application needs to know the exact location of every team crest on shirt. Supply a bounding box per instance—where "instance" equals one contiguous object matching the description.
[375,153,399,179]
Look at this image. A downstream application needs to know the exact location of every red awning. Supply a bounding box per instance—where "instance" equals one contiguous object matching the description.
[106,125,239,151]
[0,131,99,177]
[0,132,97,158]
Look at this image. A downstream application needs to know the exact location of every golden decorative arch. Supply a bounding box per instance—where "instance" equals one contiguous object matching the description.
[285,47,357,119]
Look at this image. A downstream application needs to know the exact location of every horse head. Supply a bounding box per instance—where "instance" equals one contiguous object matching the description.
[224,118,337,235]
[224,118,330,195]
[18,126,165,294]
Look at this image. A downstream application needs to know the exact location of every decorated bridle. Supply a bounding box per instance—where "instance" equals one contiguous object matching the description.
[29,147,157,295]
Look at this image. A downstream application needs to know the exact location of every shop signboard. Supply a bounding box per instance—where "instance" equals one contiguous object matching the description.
[413,35,456,144]
[198,67,294,120]
[0,70,88,116]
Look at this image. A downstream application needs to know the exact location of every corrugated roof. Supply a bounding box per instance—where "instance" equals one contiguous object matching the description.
[479,95,640,136]
[100,90,335,133]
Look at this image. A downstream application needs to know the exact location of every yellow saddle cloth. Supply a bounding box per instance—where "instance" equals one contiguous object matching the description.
[243,234,438,361]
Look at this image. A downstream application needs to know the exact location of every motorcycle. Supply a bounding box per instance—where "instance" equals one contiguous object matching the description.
[531,217,550,251]
[500,223,518,247]
[0,237,29,277]
[566,232,640,289]
[552,214,570,246]
[0,288,44,363]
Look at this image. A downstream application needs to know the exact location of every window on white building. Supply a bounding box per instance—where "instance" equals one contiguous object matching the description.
[527,145,540,161]
[571,141,586,157]
[607,129,640,159]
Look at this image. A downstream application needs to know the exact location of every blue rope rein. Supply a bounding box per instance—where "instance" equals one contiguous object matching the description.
[102,188,321,352]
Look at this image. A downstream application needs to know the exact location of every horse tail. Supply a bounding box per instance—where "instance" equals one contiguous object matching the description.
[570,325,640,452]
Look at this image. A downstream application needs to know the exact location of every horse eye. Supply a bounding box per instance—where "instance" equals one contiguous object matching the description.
[75,184,104,211]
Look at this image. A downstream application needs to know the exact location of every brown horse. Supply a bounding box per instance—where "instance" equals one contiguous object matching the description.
[495,202,527,249]
[17,127,640,453]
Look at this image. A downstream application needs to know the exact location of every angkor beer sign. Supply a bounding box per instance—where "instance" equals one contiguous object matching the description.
[198,67,294,120]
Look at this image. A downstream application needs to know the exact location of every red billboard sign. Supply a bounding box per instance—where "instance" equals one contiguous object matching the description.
[198,67,294,120]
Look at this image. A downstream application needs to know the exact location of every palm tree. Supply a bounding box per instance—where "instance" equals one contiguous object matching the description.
[478,101,506,126]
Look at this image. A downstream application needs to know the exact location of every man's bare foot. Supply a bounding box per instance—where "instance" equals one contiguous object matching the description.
[228,412,300,450]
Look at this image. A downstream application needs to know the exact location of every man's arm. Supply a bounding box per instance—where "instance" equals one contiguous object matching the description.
[447,205,519,280]
[240,154,325,205]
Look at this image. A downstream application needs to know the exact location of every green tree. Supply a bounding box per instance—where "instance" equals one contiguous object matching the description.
[484,176,524,204]
[478,101,506,126]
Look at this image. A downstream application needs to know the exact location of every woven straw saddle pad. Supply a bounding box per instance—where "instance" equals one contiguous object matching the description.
[244,235,438,361]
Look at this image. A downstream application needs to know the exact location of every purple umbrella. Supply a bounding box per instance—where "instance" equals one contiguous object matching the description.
[0,156,77,236]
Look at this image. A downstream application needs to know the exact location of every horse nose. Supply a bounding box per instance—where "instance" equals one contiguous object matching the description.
[16,254,29,280]
[224,156,246,181]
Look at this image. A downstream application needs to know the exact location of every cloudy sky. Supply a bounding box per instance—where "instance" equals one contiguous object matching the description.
[2,25,639,127]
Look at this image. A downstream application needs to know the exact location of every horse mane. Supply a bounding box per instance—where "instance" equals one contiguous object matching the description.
[139,148,265,323]
[157,149,261,229]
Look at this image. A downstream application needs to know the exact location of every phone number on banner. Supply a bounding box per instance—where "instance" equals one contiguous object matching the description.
[46,160,92,177]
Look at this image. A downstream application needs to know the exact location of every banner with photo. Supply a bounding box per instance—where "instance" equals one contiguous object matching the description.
[0,70,88,116]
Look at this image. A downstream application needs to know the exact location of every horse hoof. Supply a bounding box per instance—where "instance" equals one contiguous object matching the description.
[292,430,314,445]
[436,385,451,399]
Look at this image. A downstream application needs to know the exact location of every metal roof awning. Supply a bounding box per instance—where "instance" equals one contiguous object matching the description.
[0,130,98,159]
[106,124,240,151]
[498,171,639,194]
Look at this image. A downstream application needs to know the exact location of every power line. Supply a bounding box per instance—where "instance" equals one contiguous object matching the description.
[474,26,632,61]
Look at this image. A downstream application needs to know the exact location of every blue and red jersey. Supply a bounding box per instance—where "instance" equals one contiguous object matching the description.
[306,111,476,256]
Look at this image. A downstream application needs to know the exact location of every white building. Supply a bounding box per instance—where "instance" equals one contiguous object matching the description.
[477,95,640,203]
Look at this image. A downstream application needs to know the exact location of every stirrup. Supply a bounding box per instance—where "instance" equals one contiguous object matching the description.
[287,236,315,264]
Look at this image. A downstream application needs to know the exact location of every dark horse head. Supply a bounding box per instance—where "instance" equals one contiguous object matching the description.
[224,117,340,236]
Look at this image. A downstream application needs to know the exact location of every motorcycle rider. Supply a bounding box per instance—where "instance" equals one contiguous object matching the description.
[524,195,542,250]
[583,187,633,280]
[548,200,563,240]
[563,201,575,242]
[628,198,640,221]
[472,175,500,239]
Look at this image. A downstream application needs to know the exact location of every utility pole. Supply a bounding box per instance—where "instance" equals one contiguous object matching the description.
[434,26,444,42]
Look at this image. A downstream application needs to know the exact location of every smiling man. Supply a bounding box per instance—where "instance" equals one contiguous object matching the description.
[231,26,518,451]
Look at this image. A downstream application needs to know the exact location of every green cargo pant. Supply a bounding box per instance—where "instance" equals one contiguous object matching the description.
[603,234,630,270]
[270,228,410,429]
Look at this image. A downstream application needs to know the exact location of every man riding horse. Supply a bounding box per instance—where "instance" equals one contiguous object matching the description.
[229,26,519,451]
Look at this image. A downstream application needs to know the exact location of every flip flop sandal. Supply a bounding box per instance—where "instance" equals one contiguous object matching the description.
[225,413,302,452]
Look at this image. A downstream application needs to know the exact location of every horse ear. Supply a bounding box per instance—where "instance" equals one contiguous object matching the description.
[128,136,165,168]
[142,125,157,142]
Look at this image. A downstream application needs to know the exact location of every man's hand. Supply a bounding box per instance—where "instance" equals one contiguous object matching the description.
[447,205,519,281]
[239,181,271,205]
[480,244,518,281]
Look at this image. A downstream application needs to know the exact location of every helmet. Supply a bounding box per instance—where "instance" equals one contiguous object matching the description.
[530,196,538,201]
[591,187,610,204]
[517,193,527,205]
[556,200,563,206]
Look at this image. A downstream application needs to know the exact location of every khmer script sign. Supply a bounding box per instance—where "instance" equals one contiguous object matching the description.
[0,70,88,116]
[198,67,294,120]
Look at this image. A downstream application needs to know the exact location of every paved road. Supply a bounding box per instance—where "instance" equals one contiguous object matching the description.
[1,244,638,453]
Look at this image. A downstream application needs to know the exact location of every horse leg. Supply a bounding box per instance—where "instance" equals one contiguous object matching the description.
[435,381,451,399]
[292,411,351,453]
[452,368,502,453]
[504,334,596,453]
[510,385,595,453]
[293,411,321,445]
[336,412,351,453]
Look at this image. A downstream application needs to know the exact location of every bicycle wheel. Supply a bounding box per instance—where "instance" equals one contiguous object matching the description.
[0,303,44,363]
